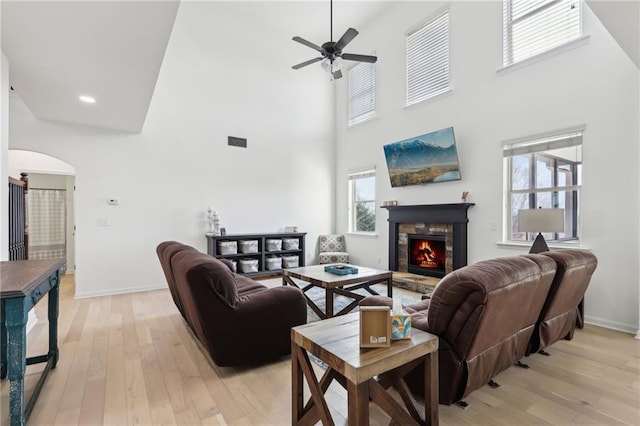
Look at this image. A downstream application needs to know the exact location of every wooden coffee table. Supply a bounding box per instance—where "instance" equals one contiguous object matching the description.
[282,264,393,319]
[291,313,439,425]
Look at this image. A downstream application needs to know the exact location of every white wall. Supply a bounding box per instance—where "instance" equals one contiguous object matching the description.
[9,2,335,297]
[1,51,9,261]
[335,1,640,333]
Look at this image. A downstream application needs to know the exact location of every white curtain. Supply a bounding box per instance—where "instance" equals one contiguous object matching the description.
[28,189,67,272]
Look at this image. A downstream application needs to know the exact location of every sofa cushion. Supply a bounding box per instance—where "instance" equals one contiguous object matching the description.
[185,255,240,309]
[236,274,268,296]
[403,299,430,331]
[529,249,598,353]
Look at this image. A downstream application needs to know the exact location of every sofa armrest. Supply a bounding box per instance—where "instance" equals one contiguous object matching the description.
[219,258,236,272]
[359,295,393,308]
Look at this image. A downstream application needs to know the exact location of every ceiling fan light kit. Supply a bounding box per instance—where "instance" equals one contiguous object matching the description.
[291,0,377,80]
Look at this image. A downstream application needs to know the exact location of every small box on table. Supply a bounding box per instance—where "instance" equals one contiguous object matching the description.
[391,313,412,340]
[360,306,391,348]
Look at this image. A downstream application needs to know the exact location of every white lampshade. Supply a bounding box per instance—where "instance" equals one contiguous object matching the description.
[518,208,564,233]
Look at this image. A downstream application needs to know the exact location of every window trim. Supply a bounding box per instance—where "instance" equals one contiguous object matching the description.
[347,168,377,234]
[497,35,590,75]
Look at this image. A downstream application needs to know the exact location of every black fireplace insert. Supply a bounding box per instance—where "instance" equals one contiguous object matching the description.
[408,234,446,278]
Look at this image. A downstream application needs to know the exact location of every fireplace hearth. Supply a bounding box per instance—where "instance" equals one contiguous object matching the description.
[382,203,474,278]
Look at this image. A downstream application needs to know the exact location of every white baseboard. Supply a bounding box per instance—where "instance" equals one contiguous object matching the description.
[584,315,637,335]
[75,283,167,299]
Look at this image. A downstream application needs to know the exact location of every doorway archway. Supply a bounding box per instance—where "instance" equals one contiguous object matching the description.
[8,149,76,277]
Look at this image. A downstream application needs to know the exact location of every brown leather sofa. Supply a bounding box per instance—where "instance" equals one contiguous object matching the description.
[363,250,598,405]
[157,241,198,320]
[363,254,557,405]
[525,249,598,355]
[156,241,307,366]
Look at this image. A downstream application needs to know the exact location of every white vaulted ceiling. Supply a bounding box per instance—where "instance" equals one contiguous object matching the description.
[586,0,640,69]
[1,0,390,133]
[1,0,181,133]
[3,1,635,135]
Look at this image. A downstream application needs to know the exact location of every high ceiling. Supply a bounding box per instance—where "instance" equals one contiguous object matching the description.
[1,0,391,133]
[2,1,181,133]
[2,1,637,134]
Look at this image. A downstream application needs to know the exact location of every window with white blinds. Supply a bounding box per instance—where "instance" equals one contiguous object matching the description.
[503,0,582,66]
[348,62,376,127]
[406,10,450,106]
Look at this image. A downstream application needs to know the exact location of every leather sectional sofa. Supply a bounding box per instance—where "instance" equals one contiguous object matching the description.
[156,241,307,366]
[362,249,597,405]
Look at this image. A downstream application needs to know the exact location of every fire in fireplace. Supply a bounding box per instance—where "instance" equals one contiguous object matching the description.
[408,234,446,278]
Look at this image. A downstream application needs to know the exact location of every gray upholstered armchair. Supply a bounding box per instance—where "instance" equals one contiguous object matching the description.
[318,234,349,264]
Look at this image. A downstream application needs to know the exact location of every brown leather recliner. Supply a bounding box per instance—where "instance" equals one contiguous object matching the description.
[525,249,597,355]
[157,241,198,320]
[363,254,556,405]
[157,242,307,366]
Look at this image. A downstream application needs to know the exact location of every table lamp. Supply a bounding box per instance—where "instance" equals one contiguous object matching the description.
[518,208,564,253]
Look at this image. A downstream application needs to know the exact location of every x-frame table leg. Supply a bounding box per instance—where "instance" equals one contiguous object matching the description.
[292,344,334,426]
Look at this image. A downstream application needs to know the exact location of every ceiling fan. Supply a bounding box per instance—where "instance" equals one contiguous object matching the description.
[291,0,377,80]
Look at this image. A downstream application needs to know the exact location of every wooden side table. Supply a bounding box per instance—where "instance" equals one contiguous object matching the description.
[0,259,64,426]
[291,313,439,426]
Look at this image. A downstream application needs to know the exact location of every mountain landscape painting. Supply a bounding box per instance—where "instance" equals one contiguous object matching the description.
[383,127,461,187]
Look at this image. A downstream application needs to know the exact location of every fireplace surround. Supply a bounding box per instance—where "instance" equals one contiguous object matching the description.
[382,203,474,278]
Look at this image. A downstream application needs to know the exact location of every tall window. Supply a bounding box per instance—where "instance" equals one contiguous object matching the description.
[348,62,376,127]
[503,0,582,66]
[503,128,583,243]
[348,169,376,233]
[406,10,450,106]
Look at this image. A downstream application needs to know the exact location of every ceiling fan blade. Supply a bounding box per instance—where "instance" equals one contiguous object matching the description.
[334,28,359,51]
[292,57,324,70]
[341,53,378,63]
[332,69,343,80]
[292,36,323,53]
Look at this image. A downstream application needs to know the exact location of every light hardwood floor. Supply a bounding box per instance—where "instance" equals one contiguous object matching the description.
[2,275,639,425]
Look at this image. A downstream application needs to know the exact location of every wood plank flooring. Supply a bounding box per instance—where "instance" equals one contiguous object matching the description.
[1,275,639,425]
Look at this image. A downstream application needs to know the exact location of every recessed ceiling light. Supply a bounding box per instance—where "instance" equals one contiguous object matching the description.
[79,95,96,104]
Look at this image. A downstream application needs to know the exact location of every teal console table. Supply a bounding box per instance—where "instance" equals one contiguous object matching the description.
[1,259,64,425]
